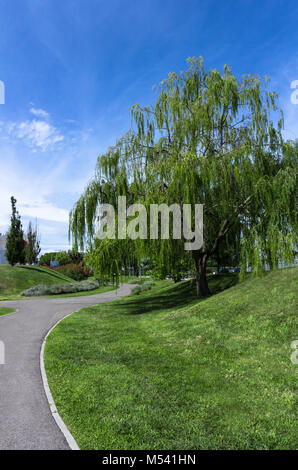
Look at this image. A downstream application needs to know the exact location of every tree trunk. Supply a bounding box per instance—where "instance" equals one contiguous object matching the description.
[216,247,220,273]
[193,252,211,298]
[267,249,274,270]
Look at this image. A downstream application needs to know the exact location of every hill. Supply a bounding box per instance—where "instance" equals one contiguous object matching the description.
[45,268,297,449]
[0,265,73,300]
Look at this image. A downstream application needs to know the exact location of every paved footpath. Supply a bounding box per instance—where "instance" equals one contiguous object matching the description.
[0,284,134,450]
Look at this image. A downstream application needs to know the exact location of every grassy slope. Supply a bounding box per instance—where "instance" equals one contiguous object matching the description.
[45,269,297,450]
[18,265,74,283]
[0,265,73,300]
[0,307,16,317]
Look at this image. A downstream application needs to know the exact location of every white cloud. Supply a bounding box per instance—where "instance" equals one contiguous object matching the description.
[0,107,64,151]
[29,107,50,119]
[0,148,70,228]
[19,202,69,223]
[16,119,64,151]
[0,113,102,252]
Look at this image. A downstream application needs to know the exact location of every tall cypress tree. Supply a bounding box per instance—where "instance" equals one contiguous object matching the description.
[6,196,26,266]
[25,221,41,265]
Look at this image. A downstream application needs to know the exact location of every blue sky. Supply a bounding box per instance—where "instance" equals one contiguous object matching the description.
[0,0,297,253]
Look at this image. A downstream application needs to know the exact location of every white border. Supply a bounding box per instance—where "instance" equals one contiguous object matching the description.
[40,312,80,450]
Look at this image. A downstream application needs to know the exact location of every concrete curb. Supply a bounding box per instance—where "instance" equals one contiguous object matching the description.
[40,312,80,450]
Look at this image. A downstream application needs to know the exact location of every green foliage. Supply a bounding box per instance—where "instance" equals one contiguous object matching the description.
[68,249,85,265]
[55,251,71,266]
[6,197,26,266]
[21,279,99,296]
[39,252,57,266]
[52,263,92,281]
[70,58,297,297]
[143,281,156,287]
[39,250,85,266]
[131,281,156,294]
[25,221,41,265]
[131,285,142,295]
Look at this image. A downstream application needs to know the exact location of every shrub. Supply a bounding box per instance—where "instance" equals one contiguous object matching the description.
[39,252,57,266]
[55,251,71,266]
[21,279,99,296]
[143,281,156,287]
[39,251,85,267]
[52,263,93,281]
[68,250,85,265]
[141,284,151,291]
[21,284,49,296]
[131,285,142,295]
[131,282,156,295]
[128,279,139,284]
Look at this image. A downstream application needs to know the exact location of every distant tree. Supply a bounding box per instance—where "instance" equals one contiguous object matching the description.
[68,249,85,265]
[38,250,84,266]
[39,252,56,266]
[6,196,26,266]
[25,221,41,265]
[55,251,71,266]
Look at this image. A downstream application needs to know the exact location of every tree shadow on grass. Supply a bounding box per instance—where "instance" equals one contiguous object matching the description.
[116,274,239,316]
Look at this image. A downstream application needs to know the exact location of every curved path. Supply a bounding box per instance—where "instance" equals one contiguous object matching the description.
[0,284,134,450]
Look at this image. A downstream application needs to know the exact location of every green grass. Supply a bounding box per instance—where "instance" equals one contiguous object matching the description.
[0,306,16,317]
[18,265,74,283]
[0,264,73,300]
[45,269,297,450]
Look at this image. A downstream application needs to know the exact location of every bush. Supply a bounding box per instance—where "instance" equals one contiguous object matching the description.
[131,285,142,295]
[39,251,85,267]
[141,284,151,291]
[21,284,49,296]
[128,279,139,284]
[39,252,57,266]
[143,281,156,288]
[21,279,100,296]
[68,250,85,265]
[52,263,93,281]
[131,282,156,295]
[55,251,71,266]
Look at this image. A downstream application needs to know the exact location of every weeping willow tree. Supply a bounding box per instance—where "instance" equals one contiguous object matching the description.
[70,57,297,298]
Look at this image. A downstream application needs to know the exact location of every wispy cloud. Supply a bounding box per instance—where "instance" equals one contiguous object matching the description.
[0,107,64,151]
[16,119,64,151]
[29,107,50,119]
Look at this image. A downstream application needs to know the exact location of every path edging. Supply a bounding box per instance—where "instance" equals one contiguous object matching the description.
[40,312,80,451]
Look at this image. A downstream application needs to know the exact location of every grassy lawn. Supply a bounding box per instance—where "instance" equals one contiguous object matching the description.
[0,265,73,300]
[0,307,16,317]
[45,269,297,450]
